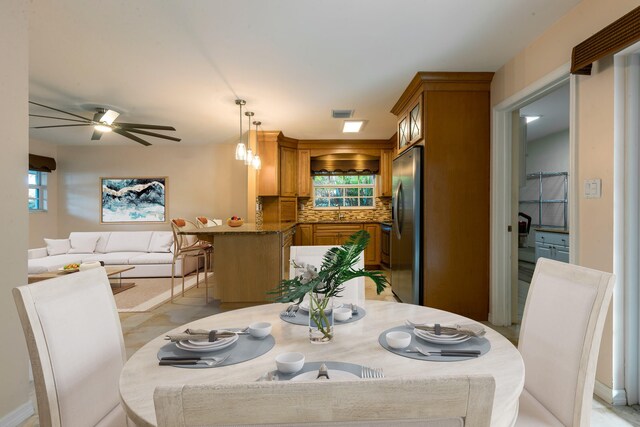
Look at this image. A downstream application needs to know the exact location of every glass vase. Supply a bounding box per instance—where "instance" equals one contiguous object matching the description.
[308,292,334,343]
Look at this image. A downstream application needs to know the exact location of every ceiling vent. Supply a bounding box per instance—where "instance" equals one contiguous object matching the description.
[332,109,354,119]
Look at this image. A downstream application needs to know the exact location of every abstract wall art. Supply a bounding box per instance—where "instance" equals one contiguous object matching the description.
[100,177,167,223]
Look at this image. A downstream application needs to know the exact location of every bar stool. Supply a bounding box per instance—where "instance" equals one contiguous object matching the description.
[170,218,213,302]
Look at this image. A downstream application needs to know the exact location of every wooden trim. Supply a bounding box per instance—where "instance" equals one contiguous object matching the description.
[298,139,392,149]
[571,6,640,75]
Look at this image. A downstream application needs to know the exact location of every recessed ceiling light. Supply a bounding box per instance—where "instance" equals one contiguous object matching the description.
[525,115,541,123]
[343,120,364,133]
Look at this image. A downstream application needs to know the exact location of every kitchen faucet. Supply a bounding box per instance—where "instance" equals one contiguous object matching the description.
[336,203,345,221]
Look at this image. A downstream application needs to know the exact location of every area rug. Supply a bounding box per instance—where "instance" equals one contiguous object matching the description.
[114,272,212,313]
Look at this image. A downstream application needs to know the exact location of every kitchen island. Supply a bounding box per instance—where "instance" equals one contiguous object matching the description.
[181,223,295,308]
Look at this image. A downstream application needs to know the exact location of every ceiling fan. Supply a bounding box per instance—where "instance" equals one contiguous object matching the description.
[29,101,181,146]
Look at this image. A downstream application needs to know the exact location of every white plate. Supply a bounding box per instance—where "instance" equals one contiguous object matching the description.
[290,369,359,381]
[418,329,466,340]
[298,301,342,313]
[413,329,471,345]
[58,267,79,273]
[176,334,238,352]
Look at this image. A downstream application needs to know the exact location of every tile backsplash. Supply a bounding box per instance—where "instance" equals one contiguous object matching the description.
[297,197,391,222]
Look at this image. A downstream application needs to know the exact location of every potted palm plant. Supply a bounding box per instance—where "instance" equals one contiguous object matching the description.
[270,230,389,343]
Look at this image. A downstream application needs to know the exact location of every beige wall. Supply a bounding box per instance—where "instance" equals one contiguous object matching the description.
[55,143,247,237]
[29,139,58,248]
[0,0,31,422]
[492,0,638,390]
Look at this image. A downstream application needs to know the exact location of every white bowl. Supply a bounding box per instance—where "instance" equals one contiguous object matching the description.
[248,322,272,339]
[275,352,305,374]
[386,331,412,349]
[334,307,352,321]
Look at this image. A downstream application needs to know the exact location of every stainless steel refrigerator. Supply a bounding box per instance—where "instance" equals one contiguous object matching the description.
[391,146,422,305]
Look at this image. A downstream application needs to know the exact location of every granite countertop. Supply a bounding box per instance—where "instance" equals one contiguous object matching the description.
[181,222,296,235]
[534,228,570,234]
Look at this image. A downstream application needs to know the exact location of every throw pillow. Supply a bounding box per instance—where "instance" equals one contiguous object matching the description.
[68,235,100,254]
[148,232,174,253]
[44,238,71,256]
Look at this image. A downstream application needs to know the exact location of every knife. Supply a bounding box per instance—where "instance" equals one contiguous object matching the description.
[160,356,221,361]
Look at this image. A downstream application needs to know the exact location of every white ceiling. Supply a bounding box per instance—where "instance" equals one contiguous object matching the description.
[28,0,580,146]
[521,83,570,141]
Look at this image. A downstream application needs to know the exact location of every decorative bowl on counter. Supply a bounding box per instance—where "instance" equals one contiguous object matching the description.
[227,219,244,227]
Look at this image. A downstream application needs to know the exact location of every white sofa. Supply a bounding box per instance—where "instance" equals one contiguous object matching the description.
[28,231,199,278]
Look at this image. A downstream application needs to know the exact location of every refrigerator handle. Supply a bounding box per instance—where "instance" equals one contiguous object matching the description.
[393,181,403,240]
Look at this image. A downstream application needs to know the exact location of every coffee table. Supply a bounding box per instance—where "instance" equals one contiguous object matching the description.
[28,266,136,294]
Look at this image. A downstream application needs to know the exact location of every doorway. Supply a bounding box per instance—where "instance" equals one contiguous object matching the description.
[514,83,570,325]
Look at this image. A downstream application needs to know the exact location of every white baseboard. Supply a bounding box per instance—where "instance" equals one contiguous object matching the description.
[0,401,34,427]
[594,380,628,406]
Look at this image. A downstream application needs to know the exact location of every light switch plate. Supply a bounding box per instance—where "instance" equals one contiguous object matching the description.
[584,179,601,199]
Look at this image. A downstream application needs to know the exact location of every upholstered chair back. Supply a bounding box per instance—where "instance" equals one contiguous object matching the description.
[13,267,128,427]
[154,375,495,427]
[517,258,615,426]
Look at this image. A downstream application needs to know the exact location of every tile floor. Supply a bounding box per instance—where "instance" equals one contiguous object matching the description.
[19,274,640,426]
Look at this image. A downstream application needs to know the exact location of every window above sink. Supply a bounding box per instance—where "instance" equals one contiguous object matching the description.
[312,175,375,209]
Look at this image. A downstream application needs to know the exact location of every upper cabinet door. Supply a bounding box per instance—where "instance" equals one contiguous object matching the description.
[280,147,298,197]
[398,93,423,154]
[397,114,409,152]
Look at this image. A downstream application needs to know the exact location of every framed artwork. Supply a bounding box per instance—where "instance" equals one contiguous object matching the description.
[100,177,167,224]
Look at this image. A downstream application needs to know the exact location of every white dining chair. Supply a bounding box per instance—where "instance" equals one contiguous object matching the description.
[13,267,129,427]
[290,245,365,307]
[515,258,615,426]
[154,375,495,427]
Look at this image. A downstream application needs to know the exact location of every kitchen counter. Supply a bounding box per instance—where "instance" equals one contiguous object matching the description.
[181,222,296,236]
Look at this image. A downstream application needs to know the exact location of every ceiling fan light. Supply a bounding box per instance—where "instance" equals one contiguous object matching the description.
[100,109,120,125]
[94,124,112,133]
[252,155,262,170]
[235,142,246,160]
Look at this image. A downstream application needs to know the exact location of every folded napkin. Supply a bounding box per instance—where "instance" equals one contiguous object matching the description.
[165,328,236,343]
[414,323,485,338]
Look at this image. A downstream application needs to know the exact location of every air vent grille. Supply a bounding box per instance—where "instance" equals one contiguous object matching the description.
[332,109,354,119]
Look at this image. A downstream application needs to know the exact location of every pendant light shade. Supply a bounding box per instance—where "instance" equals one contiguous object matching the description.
[234,99,247,161]
[244,111,254,165]
[252,120,262,170]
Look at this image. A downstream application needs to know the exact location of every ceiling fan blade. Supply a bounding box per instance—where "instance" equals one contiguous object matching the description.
[29,114,89,123]
[123,128,181,142]
[29,101,91,122]
[91,129,103,140]
[112,128,152,146]
[115,123,176,131]
[30,124,92,129]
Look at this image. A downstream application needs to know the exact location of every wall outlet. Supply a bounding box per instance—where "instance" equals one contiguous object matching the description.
[584,179,601,199]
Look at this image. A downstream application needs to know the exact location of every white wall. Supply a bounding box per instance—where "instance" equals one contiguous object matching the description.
[54,143,247,238]
[29,139,58,248]
[0,0,32,423]
[526,129,569,174]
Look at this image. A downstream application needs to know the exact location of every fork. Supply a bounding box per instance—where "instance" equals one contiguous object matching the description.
[361,366,384,378]
[280,305,294,317]
[289,304,299,317]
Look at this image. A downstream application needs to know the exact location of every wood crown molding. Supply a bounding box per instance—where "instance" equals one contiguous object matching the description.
[391,72,494,115]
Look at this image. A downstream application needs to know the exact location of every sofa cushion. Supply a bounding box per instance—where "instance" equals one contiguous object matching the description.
[68,232,111,253]
[68,235,100,254]
[148,232,173,253]
[28,254,90,274]
[128,253,174,265]
[105,232,153,253]
[84,252,143,265]
[44,238,71,256]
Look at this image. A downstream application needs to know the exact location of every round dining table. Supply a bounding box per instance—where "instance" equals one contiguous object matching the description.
[119,300,524,427]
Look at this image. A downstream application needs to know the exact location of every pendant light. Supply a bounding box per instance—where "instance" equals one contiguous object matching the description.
[244,111,254,165]
[234,99,247,161]
[252,120,262,170]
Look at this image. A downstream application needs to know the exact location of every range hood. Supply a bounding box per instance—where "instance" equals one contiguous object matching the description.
[310,153,379,175]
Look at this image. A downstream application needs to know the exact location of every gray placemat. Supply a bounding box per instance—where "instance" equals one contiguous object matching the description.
[280,306,366,326]
[378,325,491,362]
[262,361,365,381]
[157,334,275,369]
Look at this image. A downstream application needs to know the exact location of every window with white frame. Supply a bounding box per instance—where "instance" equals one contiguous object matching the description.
[312,175,375,208]
[28,170,48,212]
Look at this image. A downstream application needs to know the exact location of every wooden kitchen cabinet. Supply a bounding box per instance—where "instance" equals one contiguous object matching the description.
[281,227,295,281]
[280,147,297,197]
[363,223,381,266]
[377,149,393,197]
[391,72,493,320]
[297,149,311,198]
[295,223,313,246]
[262,197,297,223]
[313,224,363,246]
